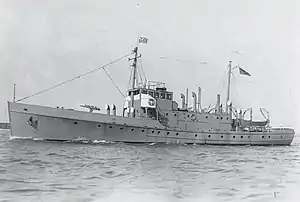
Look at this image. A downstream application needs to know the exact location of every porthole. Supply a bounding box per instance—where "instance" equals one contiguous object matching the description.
[130,128,134,131]
[262,136,264,139]
[216,117,219,119]
[167,132,170,135]
[248,136,251,139]
[187,115,190,118]
[174,114,177,116]
[142,129,145,132]
[268,136,271,138]
[152,131,155,133]
[221,117,223,120]
[281,135,283,138]
[157,131,160,134]
[226,117,229,120]
[166,113,168,116]
[97,124,101,128]
[241,136,243,139]
[120,127,124,130]
[206,116,208,119]
[195,134,197,137]
[176,133,179,136]
[208,135,211,138]
[221,135,223,138]
[24,108,28,111]
[74,121,78,125]
[233,136,235,139]
[109,126,112,128]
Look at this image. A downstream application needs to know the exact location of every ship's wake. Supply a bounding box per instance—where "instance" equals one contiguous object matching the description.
[9,136,116,145]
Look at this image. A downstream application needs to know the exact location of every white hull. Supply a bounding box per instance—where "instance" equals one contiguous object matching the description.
[8,102,295,145]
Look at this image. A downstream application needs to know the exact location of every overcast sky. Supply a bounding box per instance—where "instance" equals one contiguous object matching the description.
[0,0,299,130]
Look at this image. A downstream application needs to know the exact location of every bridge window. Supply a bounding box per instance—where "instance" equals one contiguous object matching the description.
[148,91,154,97]
[129,90,139,96]
[155,92,159,98]
[160,93,166,99]
[166,93,172,100]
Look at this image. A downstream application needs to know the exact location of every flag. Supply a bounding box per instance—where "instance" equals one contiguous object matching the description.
[239,67,251,76]
[138,36,148,44]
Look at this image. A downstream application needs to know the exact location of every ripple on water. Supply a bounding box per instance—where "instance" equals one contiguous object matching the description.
[0,134,300,202]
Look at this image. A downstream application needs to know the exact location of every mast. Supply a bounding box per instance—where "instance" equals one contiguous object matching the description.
[225,61,232,114]
[129,46,141,118]
[13,84,16,103]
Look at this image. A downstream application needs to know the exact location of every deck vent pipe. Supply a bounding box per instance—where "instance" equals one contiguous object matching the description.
[105,104,110,115]
[111,104,116,116]
[217,94,221,113]
[180,93,185,109]
[198,87,202,112]
[192,92,197,112]
[186,88,189,110]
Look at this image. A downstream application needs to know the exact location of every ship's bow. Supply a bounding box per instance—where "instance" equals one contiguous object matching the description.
[8,101,41,139]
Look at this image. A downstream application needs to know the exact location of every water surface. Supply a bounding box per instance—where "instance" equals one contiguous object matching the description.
[0,129,299,202]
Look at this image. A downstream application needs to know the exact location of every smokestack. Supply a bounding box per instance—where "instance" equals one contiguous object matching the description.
[186,88,189,110]
[111,104,116,116]
[192,92,197,112]
[198,87,202,112]
[180,93,185,109]
[105,104,110,115]
[216,94,220,113]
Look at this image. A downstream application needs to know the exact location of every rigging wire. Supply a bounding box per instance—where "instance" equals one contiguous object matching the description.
[127,66,133,91]
[205,65,229,107]
[137,64,143,85]
[102,68,125,98]
[138,58,147,84]
[159,56,208,64]
[16,52,133,102]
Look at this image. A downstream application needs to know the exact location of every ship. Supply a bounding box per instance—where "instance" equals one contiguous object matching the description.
[7,39,295,145]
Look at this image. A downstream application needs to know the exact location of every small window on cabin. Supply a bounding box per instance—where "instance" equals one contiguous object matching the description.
[160,93,166,99]
[149,91,154,97]
[142,90,147,94]
[166,93,172,100]
[155,92,159,98]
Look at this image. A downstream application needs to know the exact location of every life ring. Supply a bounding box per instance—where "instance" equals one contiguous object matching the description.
[191,114,196,121]
[148,98,155,106]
